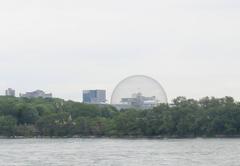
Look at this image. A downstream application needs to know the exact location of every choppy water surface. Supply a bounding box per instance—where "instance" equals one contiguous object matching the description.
[0,138,239,166]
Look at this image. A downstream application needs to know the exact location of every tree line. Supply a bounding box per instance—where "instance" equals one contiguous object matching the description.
[0,96,240,137]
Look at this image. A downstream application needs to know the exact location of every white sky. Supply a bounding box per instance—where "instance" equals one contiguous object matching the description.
[0,0,240,102]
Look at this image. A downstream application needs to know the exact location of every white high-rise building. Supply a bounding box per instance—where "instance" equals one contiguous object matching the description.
[5,88,15,97]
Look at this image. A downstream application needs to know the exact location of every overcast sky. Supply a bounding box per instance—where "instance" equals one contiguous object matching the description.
[0,0,240,102]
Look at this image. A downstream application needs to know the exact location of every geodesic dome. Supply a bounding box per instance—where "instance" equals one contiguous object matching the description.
[111,75,167,109]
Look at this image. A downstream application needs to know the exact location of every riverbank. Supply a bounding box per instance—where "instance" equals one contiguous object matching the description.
[1,96,240,138]
[2,135,240,139]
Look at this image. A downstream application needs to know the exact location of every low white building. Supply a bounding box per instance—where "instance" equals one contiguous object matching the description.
[20,90,52,99]
[117,93,159,110]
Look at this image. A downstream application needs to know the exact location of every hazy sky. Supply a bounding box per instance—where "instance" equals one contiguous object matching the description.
[0,0,240,102]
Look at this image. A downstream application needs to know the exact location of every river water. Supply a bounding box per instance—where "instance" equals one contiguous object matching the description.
[0,138,239,166]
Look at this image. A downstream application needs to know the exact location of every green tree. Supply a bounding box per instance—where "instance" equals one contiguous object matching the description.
[0,116,17,136]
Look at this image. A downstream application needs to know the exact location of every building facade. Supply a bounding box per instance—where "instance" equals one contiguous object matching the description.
[20,90,52,99]
[120,92,158,109]
[5,88,15,97]
[83,90,106,104]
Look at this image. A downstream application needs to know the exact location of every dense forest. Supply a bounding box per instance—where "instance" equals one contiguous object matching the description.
[0,96,240,138]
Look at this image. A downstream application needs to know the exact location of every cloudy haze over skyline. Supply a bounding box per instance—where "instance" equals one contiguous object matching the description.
[0,0,240,102]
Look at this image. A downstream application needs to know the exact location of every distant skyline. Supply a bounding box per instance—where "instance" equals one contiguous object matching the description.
[0,0,240,102]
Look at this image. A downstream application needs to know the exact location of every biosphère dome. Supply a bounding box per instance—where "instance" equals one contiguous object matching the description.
[111,75,167,109]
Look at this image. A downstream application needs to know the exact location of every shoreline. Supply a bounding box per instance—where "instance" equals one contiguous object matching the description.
[2,135,240,139]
